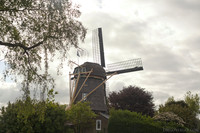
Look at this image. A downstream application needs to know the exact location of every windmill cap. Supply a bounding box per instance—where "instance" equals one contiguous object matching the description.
[74,62,106,78]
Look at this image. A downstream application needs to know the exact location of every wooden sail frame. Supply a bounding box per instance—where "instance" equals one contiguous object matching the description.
[71,69,93,103]
[66,69,116,110]
[78,72,116,103]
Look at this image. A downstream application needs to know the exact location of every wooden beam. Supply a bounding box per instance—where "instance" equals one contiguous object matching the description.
[71,73,81,103]
[79,72,116,103]
[72,69,93,103]
[72,74,104,80]
[69,78,76,104]
[66,77,77,110]
[69,60,83,68]
[69,72,72,102]
[89,75,104,80]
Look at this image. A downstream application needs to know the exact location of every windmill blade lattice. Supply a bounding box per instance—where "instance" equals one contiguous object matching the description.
[106,58,143,75]
[92,28,105,67]
[92,29,101,65]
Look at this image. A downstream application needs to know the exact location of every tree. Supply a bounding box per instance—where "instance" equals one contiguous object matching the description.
[153,112,185,126]
[0,0,86,98]
[41,103,73,133]
[197,119,200,132]
[158,92,200,129]
[0,98,72,133]
[184,91,200,117]
[158,98,198,129]
[108,85,155,117]
[66,102,97,133]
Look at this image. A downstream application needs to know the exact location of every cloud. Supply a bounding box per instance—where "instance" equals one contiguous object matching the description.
[0,82,22,103]
[87,0,200,106]
[109,80,125,93]
[1,0,200,108]
[153,91,170,108]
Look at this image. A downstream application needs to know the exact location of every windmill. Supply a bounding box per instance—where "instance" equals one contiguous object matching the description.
[67,28,143,114]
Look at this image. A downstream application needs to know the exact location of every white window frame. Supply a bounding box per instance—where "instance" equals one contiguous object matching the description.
[82,93,87,101]
[74,67,86,74]
[96,120,101,131]
[82,67,86,72]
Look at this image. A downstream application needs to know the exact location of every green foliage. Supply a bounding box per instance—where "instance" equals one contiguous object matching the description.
[159,101,196,129]
[166,96,175,103]
[197,119,200,132]
[46,88,58,103]
[184,91,200,115]
[159,92,200,129]
[108,109,161,133]
[108,109,193,133]
[0,0,86,97]
[0,98,72,133]
[66,102,97,133]
[153,112,186,126]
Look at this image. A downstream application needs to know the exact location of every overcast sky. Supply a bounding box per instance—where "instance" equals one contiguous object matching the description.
[0,0,200,108]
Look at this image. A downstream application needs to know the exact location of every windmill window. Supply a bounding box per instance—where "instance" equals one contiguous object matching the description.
[84,84,88,87]
[82,93,87,101]
[75,68,80,73]
[82,67,86,72]
[96,120,101,130]
[74,67,86,74]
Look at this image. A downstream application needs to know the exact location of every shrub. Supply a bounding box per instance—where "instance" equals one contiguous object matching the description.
[0,99,73,133]
[108,109,194,133]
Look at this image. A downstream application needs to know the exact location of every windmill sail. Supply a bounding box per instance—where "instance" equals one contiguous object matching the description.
[106,58,143,75]
[92,28,105,67]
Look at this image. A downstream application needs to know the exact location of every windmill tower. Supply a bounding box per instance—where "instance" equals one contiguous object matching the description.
[67,28,143,113]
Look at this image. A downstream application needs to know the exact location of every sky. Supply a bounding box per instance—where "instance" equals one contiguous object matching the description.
[0,0,200,109]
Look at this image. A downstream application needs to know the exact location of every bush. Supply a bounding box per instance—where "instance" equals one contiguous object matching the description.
[0,99,73,133]
[153,112,186,126]
[108,109,194,133]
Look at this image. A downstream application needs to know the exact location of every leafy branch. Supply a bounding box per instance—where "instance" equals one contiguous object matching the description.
[0,0,86,99]
[0,40,44,51]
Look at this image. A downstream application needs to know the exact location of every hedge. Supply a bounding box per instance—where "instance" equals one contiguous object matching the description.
[108,109,195,133]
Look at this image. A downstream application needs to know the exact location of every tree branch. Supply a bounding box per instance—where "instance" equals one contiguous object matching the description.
[27,41,44,50]
[24,51,43,80]
[0,8,41,12]
[0,40,44,51]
